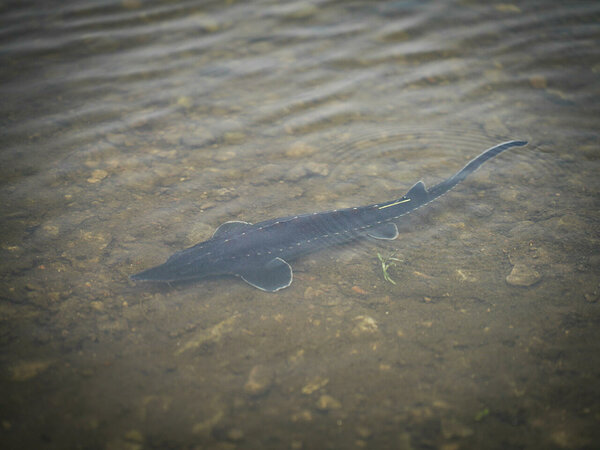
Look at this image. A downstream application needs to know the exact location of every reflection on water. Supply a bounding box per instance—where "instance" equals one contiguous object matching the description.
[1,0,599,448]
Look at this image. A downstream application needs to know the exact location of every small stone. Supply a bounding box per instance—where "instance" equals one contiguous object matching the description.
[200,17,220,33]
[255,163,283,183]
[356,426,372,439]
[10,360,52,381]
[291,410,313,423]
[498,189,518,202]
[285,142,317,158]
[287,2,318,19]
[176,315,238,355]
[302,376,329,395]
[223,131,246,145]
[456,269,477,282]
[441,418,474,438]
[305,162,329,177]
[303,286,323,300]
[122,0,142,9]
[192,409,225,435]
[352,316,378,335]
[506,263,541,287]
[176,96,192,108]
[288,349,305,366]
[182,127,213,147]
[200,201,216,211]
[494,4,521,13]
[351,286,367,295]
[87,169,108,183]
[284,165,309,182]
[213,150,237,162]
[469,204,494,218]
[529,75,547,89]
[41,224,60,238]
[185,222,214,245]
[124,429,144,442]
[227,428,244,441]
[244,365,274,396]
[316,394,342,411]
[90,301,104,311]
[96,317,129,333]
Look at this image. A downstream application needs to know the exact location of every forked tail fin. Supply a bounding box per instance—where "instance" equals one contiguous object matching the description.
[426,140,527,199]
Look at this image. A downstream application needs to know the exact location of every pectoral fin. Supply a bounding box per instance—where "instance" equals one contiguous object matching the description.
[238,257,293,292]
[367,222,399,240]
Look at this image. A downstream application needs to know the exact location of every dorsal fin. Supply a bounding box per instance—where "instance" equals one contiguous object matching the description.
[212,221,253,238]
[405,181,428,202]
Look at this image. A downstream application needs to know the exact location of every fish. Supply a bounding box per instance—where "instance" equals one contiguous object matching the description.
[131,140,527,292]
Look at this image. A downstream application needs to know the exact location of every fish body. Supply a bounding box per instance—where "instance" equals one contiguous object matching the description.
[131,140,527,291]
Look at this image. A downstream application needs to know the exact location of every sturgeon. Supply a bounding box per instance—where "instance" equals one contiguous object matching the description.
[131,140,527,291]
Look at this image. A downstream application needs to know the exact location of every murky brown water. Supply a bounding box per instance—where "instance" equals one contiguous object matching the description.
[1,1,599,449]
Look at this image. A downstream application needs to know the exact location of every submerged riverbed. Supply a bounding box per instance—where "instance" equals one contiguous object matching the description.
[1,1,599,449]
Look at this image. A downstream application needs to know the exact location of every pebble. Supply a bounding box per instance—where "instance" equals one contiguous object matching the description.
[285,141,317,158]
[185,222,215,246]
[200,17,220,33]
[303,286,323,300]
[351,286,367,295]
[287,2,318,19]
[227,428,244,442]
[10,360,52,381]
[291,410,313,423]
[124,429,144,442]
[244,365,274,396]
[495,4,521,13]
[441,418,474,439]
[96,317,129,333]
[87,169,108,184]
[529,75,547,89]
[352,315,378,335]
[506,263,541,287]
[39,224,60,239]
[356,426,372,439]
[223,131,246,145]
[301,376,329,395]
[284,165,309,182]
[90,301,104,311]
[256,163,284,183]
[498,189,519,202]
[468,204,494,218]
[176,96,192,108]
[213,150,237,162]
[181,127,214,147]
[176,314,238,355]
[316,394,342,411]
[305,162,329,177]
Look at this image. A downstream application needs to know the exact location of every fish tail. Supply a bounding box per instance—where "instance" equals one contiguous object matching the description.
[427,140,527,199]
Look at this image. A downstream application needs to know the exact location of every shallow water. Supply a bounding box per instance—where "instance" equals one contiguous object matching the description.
[1,1,599,449]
